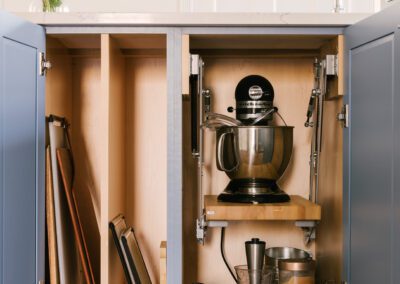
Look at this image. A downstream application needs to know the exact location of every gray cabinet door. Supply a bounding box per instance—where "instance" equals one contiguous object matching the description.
[0,11,45,284]
[344,3,400,284]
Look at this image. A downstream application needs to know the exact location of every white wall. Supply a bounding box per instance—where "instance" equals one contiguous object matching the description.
[2,0,179,12]
[381,0,399,9]
[188,0,380,13]
[2,0,381,13]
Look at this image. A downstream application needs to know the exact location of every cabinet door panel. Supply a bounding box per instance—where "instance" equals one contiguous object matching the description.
[0,11,45,284]
[2,37,38,284]
[345,3,400,283]
[349,33,395,284]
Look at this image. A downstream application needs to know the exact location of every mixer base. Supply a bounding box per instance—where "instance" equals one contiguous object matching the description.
[217,179,290,204]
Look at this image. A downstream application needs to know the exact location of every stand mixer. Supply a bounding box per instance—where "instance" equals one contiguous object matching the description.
[191,55,296,244]
[215,75,293,204]
[190,55,329,283]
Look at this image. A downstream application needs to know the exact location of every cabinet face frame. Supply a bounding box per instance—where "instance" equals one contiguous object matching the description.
[43,25,345,284]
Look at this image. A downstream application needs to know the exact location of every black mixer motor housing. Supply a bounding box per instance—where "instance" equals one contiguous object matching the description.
[234,75,275,125]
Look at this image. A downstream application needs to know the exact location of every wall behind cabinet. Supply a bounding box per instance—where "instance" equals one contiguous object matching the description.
[1,0,179,12]
[1,0,379,12]
[195,0,379,13]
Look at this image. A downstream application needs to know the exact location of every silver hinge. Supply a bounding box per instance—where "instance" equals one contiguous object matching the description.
[38,280,45,284]
[39,52,51,76]
[326,54,338,76]
[337,104,349,128]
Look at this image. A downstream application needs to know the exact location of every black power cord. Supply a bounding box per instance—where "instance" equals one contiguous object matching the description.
[220,227,238,283]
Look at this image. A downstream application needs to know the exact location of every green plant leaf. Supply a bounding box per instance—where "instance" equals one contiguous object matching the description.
[43,0,62,12]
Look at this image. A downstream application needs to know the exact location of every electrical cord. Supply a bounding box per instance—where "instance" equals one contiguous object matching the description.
[220,227,238,283]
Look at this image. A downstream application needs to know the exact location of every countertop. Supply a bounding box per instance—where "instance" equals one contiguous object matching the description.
[17,12,371,27]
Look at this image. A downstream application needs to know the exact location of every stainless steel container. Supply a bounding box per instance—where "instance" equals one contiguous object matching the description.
[279,259,316,284]
[265,247,312,284]
[216,126,293,203]
[245,238,266,284]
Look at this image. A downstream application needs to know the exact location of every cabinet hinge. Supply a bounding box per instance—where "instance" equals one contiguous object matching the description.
[38,280,45,284]
[39,52,51,76]
[337,104,349,128]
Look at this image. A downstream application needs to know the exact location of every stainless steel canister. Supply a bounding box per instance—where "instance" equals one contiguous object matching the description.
[279,259,316,284]
[264,247,311,284]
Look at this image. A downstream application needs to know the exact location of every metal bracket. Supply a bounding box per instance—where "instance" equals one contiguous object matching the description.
[196,216,207,244]
[295,221,318,244]
[337,104,349,128]
[190,54,201,75]
[39,52,51,76]
[196,214,228,244]
[326,54,338,76]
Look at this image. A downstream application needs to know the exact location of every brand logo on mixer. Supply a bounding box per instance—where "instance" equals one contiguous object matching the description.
[248,85,265,100]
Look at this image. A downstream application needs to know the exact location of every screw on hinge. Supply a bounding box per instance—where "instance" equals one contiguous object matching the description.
[39,52,52,76]
[337,104,349,128]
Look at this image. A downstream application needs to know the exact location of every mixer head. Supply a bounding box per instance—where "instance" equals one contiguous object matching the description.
[234,75,275,125]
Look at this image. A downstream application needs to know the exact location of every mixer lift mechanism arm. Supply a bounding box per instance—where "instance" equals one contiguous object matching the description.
[305,57,331,204]
[191,54,222,244]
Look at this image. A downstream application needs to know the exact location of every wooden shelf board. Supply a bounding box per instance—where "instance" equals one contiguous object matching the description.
[204,195,321,221]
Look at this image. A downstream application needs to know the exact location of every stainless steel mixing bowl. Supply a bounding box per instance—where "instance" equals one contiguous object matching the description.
[216,126,294,181]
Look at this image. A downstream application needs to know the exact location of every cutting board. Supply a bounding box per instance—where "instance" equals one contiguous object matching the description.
[49,120,81,284]
[57,148,95,284]
[46,146,59,283]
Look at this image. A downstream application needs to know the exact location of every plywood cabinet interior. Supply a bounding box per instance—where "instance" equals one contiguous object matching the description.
[46,34,102,283]
[102,33,167,284]
[45,31,343,284]
[45,33,167,284]
[182,34,343,283]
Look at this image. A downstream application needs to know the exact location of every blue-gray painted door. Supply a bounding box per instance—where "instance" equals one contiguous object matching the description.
[344,4,400,284]
[0,11,45,284]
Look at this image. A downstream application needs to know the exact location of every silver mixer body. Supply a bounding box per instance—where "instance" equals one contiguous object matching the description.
[216,125,294,203]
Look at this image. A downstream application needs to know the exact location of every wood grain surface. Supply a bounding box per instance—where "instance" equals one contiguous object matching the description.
[57,148,95,284]
[320,35,344,100]
[204,195,321,221]
[101,34,127,284]
[46,146,60,284]
[160,242,166,284]
[315,97,343,283]
[46,36,101,283]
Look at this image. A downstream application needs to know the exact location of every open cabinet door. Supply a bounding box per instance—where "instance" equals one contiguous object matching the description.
[344,4,400,284]
[0,10,45,284]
